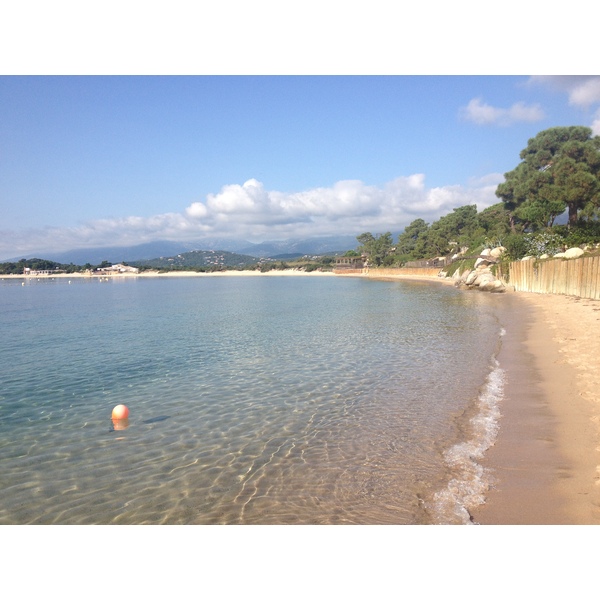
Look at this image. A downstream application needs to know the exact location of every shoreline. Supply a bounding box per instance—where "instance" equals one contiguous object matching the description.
[340,270,600,523]
[472,291,600,524]
[1,269,336,279]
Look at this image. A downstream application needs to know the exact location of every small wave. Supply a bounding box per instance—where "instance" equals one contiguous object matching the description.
[429,358,505,524]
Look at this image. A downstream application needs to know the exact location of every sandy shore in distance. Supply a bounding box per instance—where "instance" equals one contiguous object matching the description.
[2,269,336,279]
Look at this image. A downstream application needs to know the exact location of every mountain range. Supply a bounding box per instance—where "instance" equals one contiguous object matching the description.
[2,235,360,264]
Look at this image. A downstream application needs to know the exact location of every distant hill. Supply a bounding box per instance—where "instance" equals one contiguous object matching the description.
[237,235,359,258]
[269,253,305,260]
[133,250,261,270]
[2,235,360,264]
[1,239,253,265]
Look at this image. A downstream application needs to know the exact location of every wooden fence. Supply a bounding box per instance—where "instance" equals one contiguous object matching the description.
[334,267,444,277]
[334,256,600,300]
[370,267,444,278]
[508,255,600,300]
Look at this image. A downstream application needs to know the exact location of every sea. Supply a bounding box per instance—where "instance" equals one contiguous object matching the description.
[0,274,508,525]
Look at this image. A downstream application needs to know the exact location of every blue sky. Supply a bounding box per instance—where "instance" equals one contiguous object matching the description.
[2,75,600,258]
[1,7,599,259]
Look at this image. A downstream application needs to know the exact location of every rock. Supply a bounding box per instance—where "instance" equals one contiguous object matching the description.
[490,246,506,259]
[448,258,506,293]
[475,248,495,269]
[564,247,584,259]
[539,253,549,259]
[465,271,479,286]
[521,256,535,261]
[476,273,496,288]
[479,277,506,292]
[553,252,566,258]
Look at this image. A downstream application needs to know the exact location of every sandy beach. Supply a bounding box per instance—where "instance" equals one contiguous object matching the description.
[472,291,600,524]
[2,269,336,279]
[351,269,600,524]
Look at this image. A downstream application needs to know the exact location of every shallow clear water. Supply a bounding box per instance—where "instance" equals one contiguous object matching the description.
[0,275,504,524]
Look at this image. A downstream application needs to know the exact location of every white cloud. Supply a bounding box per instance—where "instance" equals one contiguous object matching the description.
[0,176,502,258]
[460,97,545,126]
[529,75,600,108]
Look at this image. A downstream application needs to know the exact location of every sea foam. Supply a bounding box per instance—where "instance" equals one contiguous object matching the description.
[429,350,506,524]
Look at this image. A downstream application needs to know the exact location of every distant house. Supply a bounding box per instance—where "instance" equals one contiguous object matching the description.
[23,267,66,276]
[96,263,139,274]
[334,256,365,270]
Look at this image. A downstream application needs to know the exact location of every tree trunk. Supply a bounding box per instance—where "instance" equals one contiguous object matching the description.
[568,203,578,227]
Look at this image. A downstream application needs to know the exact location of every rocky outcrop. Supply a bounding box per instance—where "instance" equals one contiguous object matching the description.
[452,247,507,293]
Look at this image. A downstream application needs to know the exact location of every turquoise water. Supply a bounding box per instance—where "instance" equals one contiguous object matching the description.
[0,275,505,524]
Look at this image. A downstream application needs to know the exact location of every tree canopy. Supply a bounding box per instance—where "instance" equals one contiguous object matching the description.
[496,126,600,230]
[356,232,393,266]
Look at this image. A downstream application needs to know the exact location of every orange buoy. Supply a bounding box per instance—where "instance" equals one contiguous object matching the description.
[112,404,130,420]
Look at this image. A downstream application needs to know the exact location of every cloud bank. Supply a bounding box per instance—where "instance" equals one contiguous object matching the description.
[0,175,503,258]
[459,97,545,126]
[529,76,600,135]
[529,75,600,108]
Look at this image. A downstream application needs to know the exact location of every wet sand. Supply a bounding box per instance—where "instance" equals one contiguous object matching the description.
[472,291,600,524]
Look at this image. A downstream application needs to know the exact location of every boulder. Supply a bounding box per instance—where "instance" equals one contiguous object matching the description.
[564,247,584,259]
[479,277,506,292]
[452,265,505,293]
[465,271,479,286]
[459,269,472,283]
[490,246,506,259]
[475,248,495,269]
[475,273,496,288]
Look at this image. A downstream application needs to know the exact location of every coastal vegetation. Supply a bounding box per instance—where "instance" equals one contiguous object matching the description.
[133,249,261,271]
[0,257,87,275]
[0,252,337,275]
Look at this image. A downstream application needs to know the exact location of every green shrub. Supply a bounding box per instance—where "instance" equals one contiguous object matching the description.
[523,231,565,257]
[555,221,600,246]
[503,234,528,260]
[445,257,477,278]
